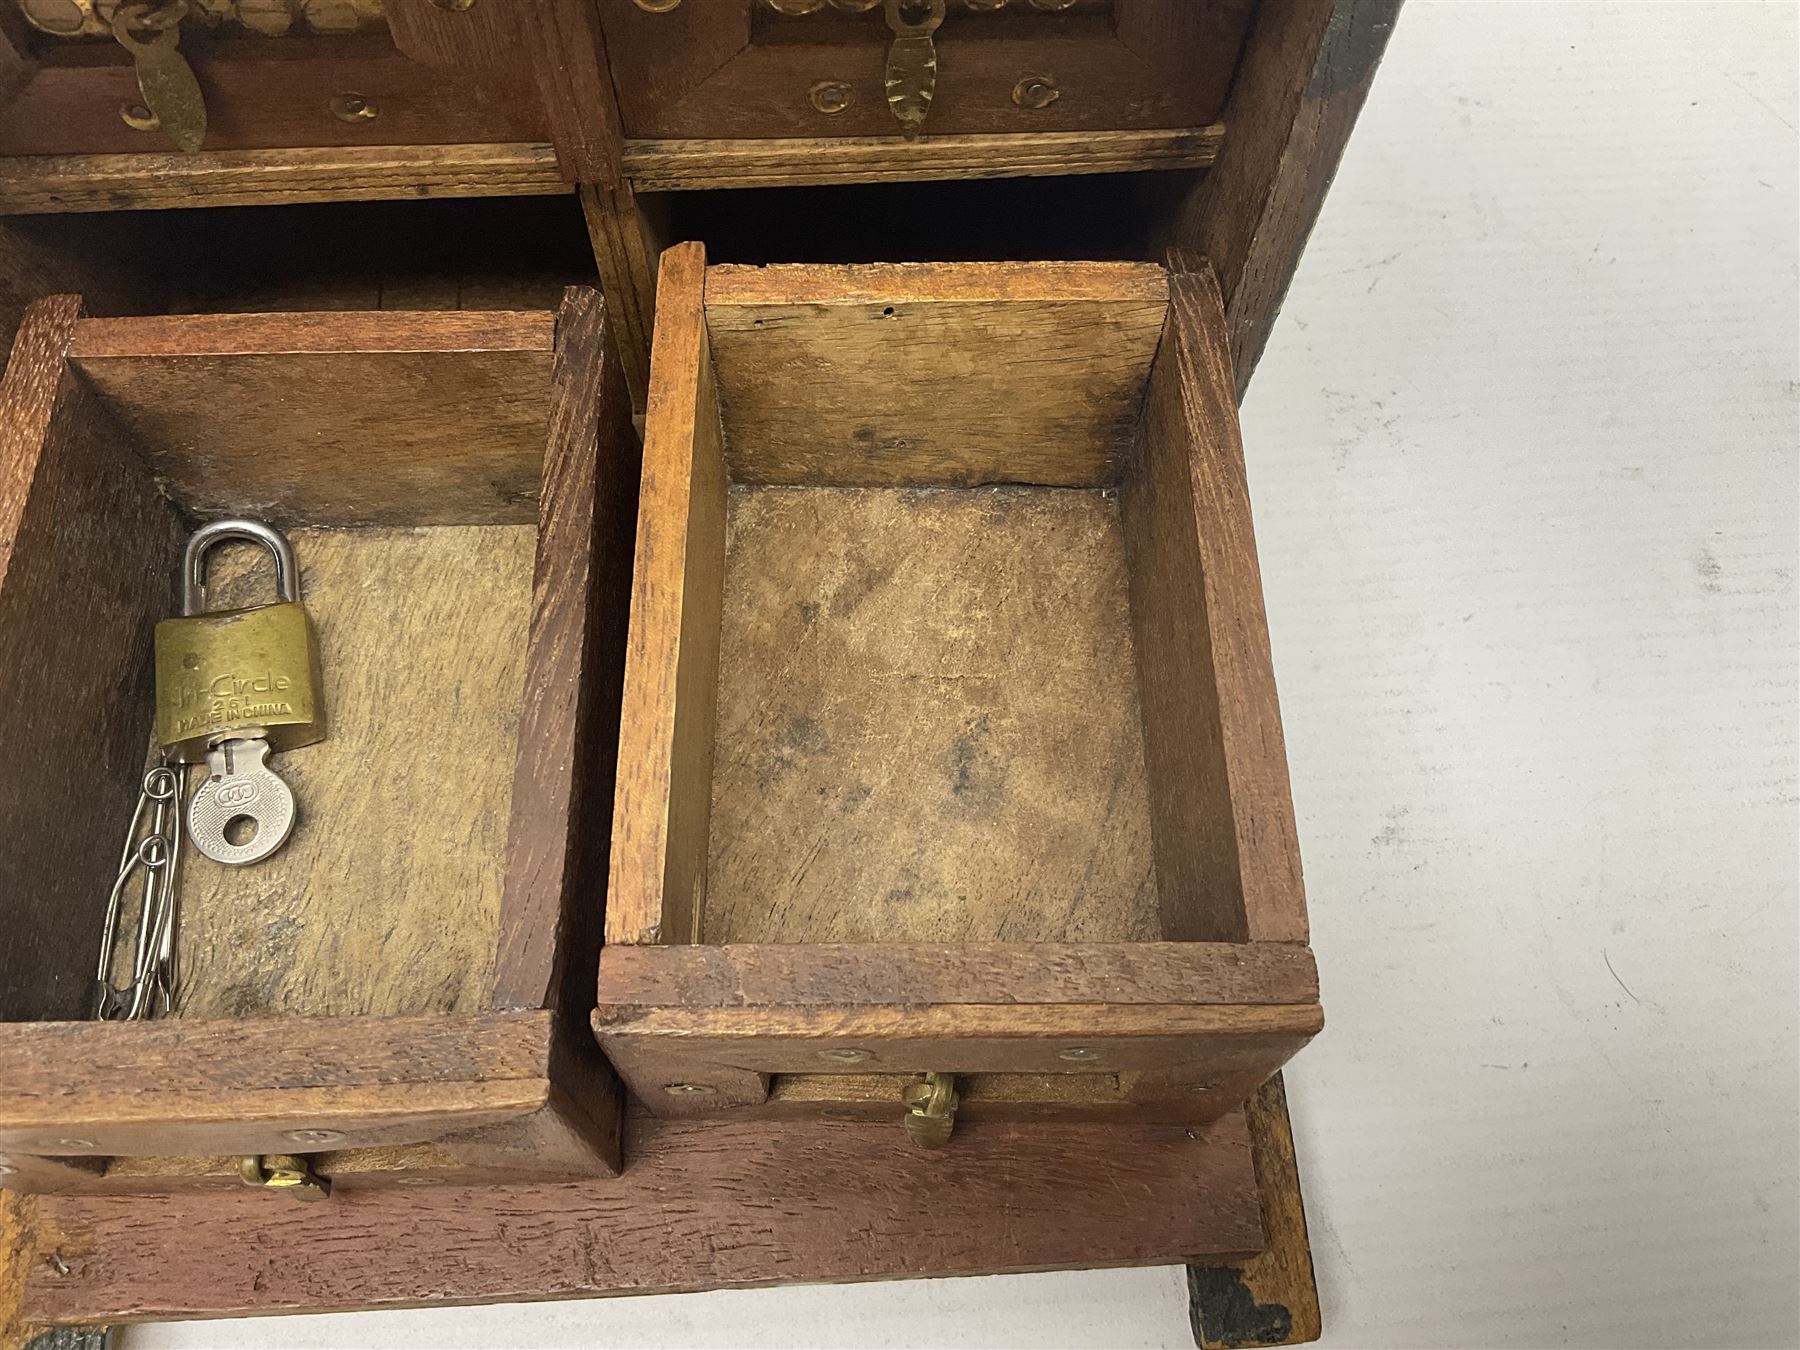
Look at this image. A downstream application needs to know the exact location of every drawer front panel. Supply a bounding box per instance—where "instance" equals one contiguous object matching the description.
[597,0,1252,140]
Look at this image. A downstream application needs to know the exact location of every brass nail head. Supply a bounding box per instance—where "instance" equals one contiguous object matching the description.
[809,79,856,114]
[1012,74,1060,109]
[329,93,379,123]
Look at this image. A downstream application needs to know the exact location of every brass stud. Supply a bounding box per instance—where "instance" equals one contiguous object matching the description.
[1029,0,1077,8]
[35,1137,96,1150]
[119,101,161,132]
[809,80,856,115]
[965,0,1007,8]
[665,1082,716,1095]
[820,1047,872,1063]
[329,93,379,124]
[429,0,476,8]
[829,0,882,9]
[285,1128,345,1146]
[765,0,823,11]
[1057,1046,1100,1062]
[1012,74,1060,110]
[634,0,682,9]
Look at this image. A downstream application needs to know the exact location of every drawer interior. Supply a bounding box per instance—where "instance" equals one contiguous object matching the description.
[613,251,1304,951]
[2,308,558,1025]
[707,482,1159,945]
[163,522,530,1019]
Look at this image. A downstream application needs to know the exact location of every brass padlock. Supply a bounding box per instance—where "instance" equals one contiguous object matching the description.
[153,519,324,765]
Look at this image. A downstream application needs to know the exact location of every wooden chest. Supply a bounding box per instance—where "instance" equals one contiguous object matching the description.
[595,244,1321,1134]
[0,285,639,1194]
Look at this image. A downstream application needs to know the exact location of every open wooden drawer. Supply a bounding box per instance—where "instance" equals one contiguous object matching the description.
[0,287,639,1194]
[595,244,1321,1134]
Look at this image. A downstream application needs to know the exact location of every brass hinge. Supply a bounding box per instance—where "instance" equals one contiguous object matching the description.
[237,1153,332,1201]
[901,1071,959,1148]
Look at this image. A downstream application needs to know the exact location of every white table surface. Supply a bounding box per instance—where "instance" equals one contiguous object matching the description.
[132,3,1800,1346]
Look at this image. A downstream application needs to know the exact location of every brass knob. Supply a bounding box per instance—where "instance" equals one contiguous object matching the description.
[634,0,682,10]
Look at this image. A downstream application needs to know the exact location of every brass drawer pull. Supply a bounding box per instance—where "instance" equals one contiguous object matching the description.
[901,1071,958,1149]
[237,1154,332,1201]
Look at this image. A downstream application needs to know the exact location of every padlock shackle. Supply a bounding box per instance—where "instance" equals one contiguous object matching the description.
[182,519,300,615]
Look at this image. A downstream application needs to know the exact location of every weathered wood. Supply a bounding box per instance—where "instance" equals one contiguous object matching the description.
[0,144,567,215]
[606,241,726,947]
[172,524,530,1020]
[517,0,625,187]
[1121,254,1306,943]
[1170,0,1403,396]
[492,287,641,1015]
[577,179,661,412]
[704,261,1169,486]
[705,486,1158,943]
[0,41,544,158]
[0,1012,552,1159]
[598,2,1246,141]
[599,1001,1319,1118]
[17,1106,1265,1326]
[599,942,1319,1008]
[67,311,556,526]
[621,126,1224,192]
[1190,1075,1321,1348]
[0,296,181,1023]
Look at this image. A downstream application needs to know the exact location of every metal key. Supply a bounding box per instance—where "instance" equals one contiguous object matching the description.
[112,1,207,154]
[188,736,296,865]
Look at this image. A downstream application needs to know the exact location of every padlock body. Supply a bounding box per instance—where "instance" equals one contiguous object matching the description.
[154,601,324,762]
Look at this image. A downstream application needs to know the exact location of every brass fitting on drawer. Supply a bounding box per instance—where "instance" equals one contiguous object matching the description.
[237,1154,332,1201]
[901,1071,958,1149]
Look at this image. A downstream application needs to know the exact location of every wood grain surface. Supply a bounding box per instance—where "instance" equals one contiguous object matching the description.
[704,485,1159,944]
[515,0,624,187]
[704,261,1168,487]
[578,180,661,412]
[607,242,726,947]
[14,1106,1264,1328]
[67,311,556,527]
[1122,255,1306,944]
[0,1012,551,1160]
[0,295,182,1023]
[1169,0,1404,397]
[1189,1075,1322,1349]
[0,144,567,215]
[172,525,529,1020]
[620,127,1223,192]
[0,39,545,159]
[599,942,1319,1008]
[491,287,642,1016]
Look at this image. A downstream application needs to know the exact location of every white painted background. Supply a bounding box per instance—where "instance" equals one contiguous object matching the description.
[133,3,1800,1346]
